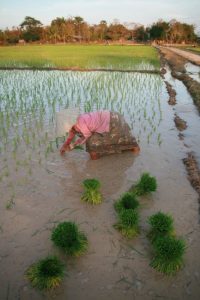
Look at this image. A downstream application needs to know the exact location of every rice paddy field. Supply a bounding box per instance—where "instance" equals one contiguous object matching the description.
[0,46,200,300]
[0,45,159,69]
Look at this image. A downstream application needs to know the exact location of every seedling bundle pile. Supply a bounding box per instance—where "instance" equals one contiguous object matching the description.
[51,221,88,256]
[131,172,157,196]
[148,212,186,275]
[81,178,102,204]
[148,211,174,243]
[26,256,65,290]
[114,192,139,238]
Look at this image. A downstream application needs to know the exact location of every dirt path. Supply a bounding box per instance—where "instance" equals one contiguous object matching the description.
[162,47,200,66]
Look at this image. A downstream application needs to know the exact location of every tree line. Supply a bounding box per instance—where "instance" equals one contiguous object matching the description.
[0,16,198,45]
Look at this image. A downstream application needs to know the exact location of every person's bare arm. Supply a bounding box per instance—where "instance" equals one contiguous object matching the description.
[60,128,76,154]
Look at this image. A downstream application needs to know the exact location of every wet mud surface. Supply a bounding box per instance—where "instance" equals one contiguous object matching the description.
[0,68,200,299]
[159,47,200,214]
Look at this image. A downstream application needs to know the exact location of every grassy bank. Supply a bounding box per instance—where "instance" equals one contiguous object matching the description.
[178,46,200,56]
[0,45,160,70]
[185,47,200,55]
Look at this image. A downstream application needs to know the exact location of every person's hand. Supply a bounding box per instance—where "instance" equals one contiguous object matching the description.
[60,144,70,155]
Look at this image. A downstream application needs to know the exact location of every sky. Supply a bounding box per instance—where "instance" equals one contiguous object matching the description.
[0,0,200,32]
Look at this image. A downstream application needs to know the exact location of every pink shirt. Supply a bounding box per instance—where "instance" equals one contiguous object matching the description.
[65,110,110,146]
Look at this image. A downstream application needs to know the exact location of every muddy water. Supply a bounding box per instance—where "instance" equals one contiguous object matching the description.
[165,64,200,165]
[0,71,200,300]
[185,62,200,83]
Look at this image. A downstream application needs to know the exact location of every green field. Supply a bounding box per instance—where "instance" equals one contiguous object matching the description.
[0,45,160,70]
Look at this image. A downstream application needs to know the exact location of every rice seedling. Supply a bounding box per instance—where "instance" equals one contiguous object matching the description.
[26,255,65,290]
[81,178,102,204]
[148,211,174,243]
[132,172,157,196]
[150,236,186,275]
[114,192,139,213]
[0,69,163,200]
[114,209,139,239]
[5,194,15,210]
[51,221,88,256]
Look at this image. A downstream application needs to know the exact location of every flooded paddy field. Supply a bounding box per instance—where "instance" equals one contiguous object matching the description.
[0,69,200,300]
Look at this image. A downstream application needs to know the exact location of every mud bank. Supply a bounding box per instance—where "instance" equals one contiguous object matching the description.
[158,47,200,113]
[183,152,200,217]
[164,81,177,105]
[174,114,187,131]
[159,48,200,217]
[0,66,160,74]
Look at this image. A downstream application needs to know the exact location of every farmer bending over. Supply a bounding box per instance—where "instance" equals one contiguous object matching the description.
[60,110,140,160]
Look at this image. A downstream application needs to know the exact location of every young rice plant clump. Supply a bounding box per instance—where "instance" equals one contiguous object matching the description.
[51,222,88,256]
[114,192,139,213]
[148,211,174,243]
[26,256,65,290]
[150,236,186,275]
[134,172,157,196]
[81,178,102,204]
[114,209,139,239]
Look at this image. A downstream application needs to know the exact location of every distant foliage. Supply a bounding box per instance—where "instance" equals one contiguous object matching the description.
[0,16,197,45]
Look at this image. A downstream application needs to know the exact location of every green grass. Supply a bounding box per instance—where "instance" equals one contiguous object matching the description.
[186,47,200,55]
[177,46,200,56]
[0,45,160,69]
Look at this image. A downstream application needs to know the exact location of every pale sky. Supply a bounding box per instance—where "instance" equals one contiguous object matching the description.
[0,0,200,32]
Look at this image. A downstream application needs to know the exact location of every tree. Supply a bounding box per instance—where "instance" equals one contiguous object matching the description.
[51,17,68,43]
[107,23,128,40]
[20,16,43,42]
[149,21,169,42]
[65,18,75,42]
[134,26,148,42]
[169,21,196,43]
[98,20,108,40]
[73,16,84,41]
